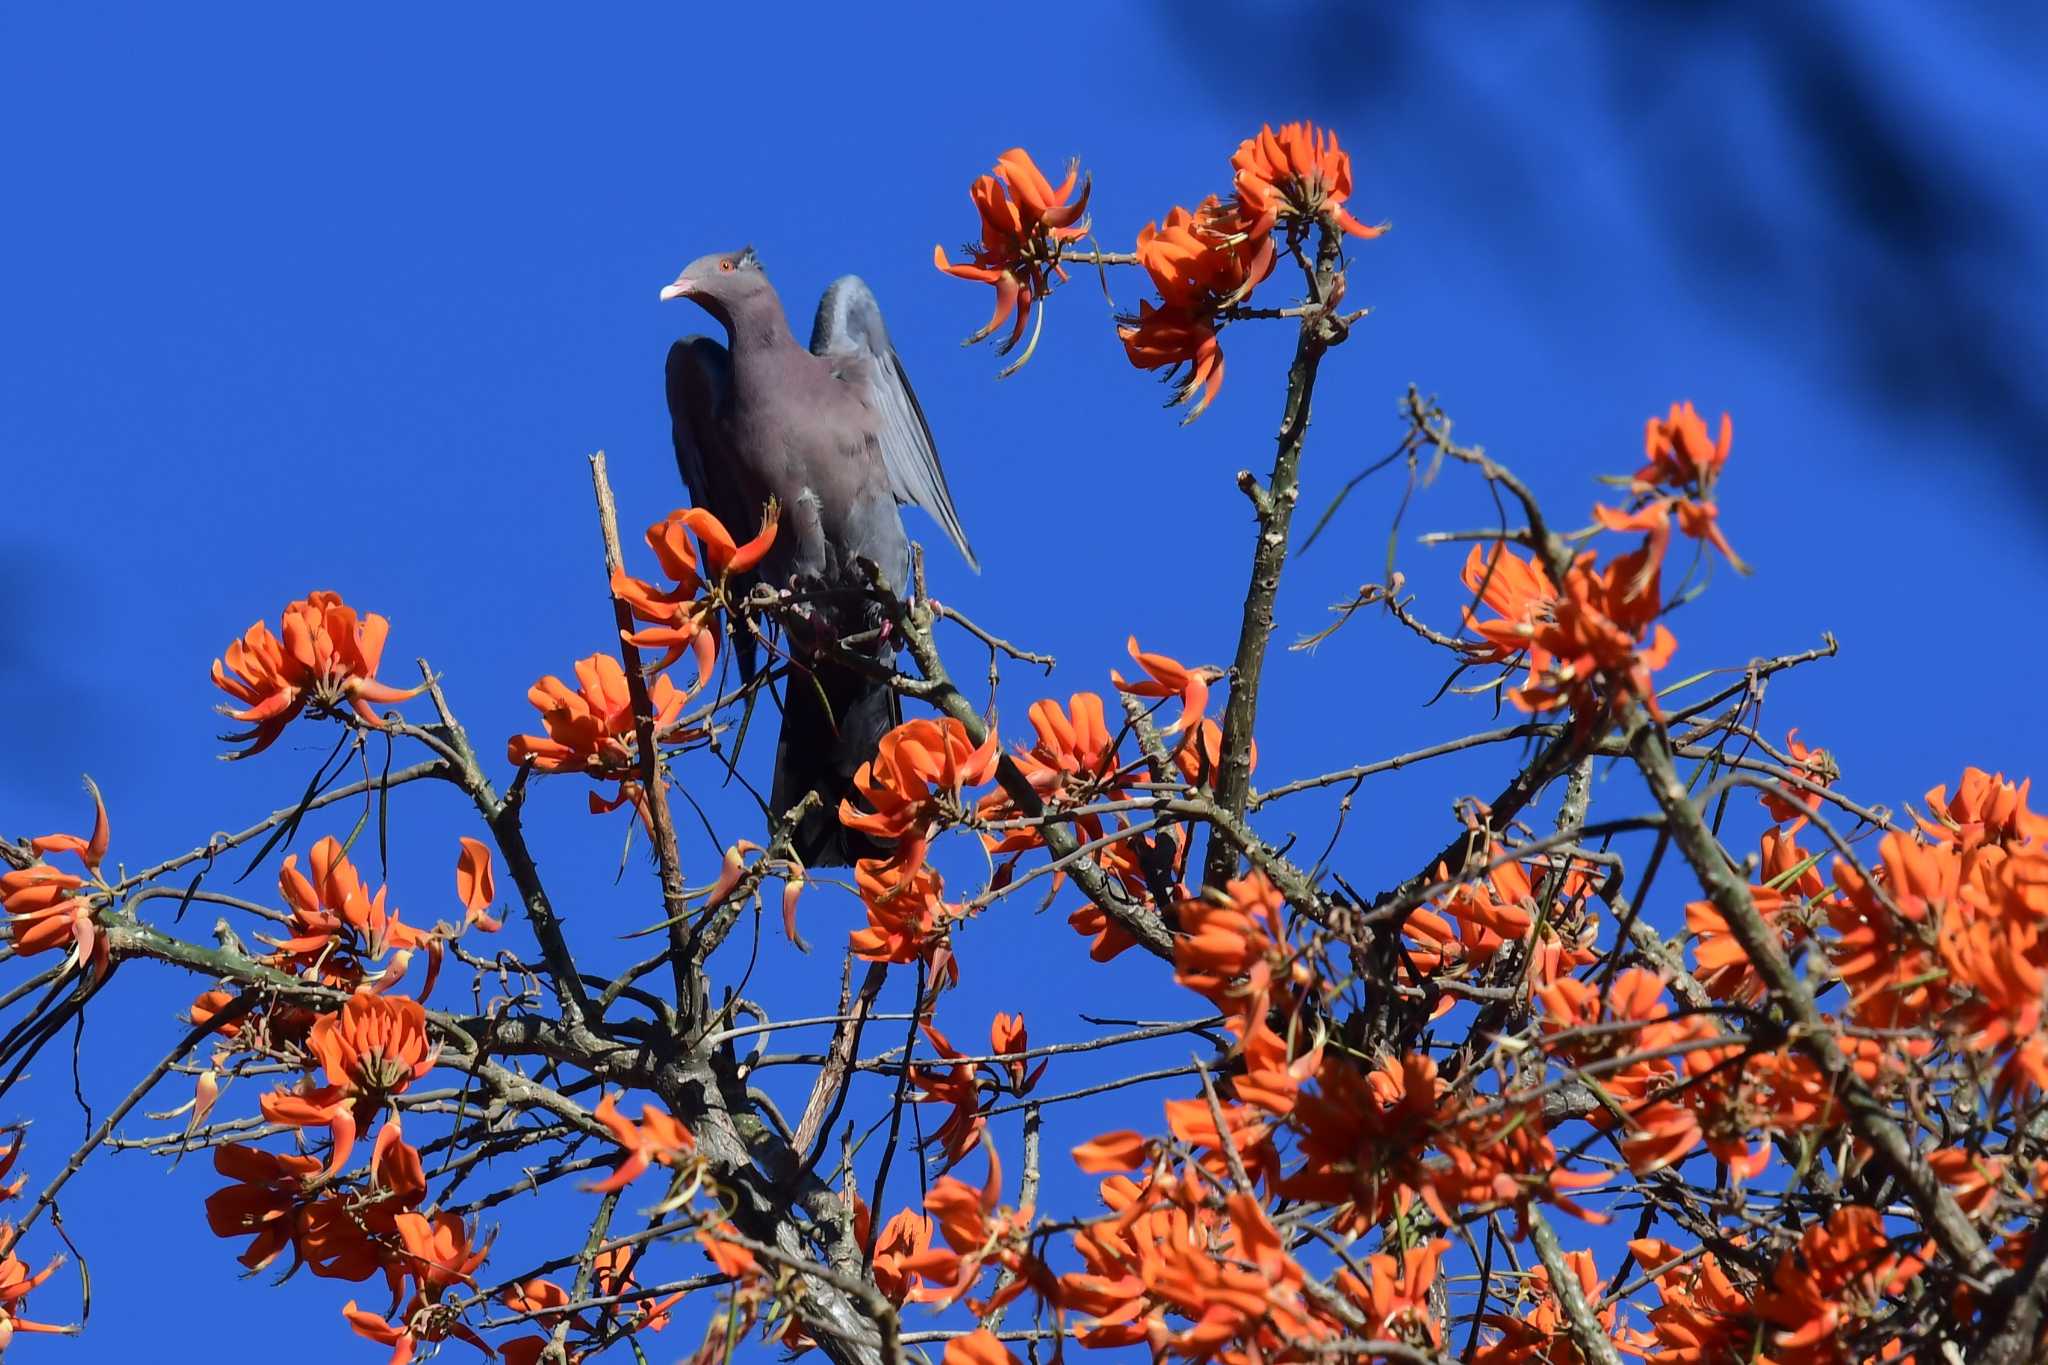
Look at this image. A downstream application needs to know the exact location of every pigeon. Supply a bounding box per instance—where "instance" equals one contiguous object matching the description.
[660,246,977,865]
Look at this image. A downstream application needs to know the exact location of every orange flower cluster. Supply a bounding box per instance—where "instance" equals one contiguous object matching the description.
[1822,768,2048,1098]
[1761,728,1837,828]
[1117,120,1379,419]
[938,123,1381,412]
[586,1092,698,1194]
[842,717,1001,883]
[895,1144,1050,1316]
[979,691,1130,895]
[984,639,1221,962]
[1457,542,1556,663]
[1120,200,1276,419]
[508,653,684,824]
[185,837,491,1102]
[935,149,1091,363]
[1066,1184,1333,1359]
[1687,823,1823,1005]
[1634,1208,1924,1365]
[1539,968,1835,1181]
[840,716,1000,973]
[210,1110,501,1362]
[1465,540,1676,724]
[499,1246,680,1362]
[269,836,433,981]
[212,591,426,758]
[259,988,437,1180]
[1593,401,1745,599]
[907,1023,988,1169]
[341,1209,493,1363]
[1,780,112,977]
[1231,121,1386,242]
[1472,1247,1648,1363]
[206,1136,425,1279]
[1404,845,1602,992]
[0,1139,66,1347]
[1050,857,1608,1360]
[907,1015,1043,1173]
[611,503,779,686]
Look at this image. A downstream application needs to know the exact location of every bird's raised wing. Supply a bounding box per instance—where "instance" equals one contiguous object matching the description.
[810,275,978,571]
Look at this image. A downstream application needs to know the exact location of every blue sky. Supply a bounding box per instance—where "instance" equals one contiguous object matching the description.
[3,3,2045,1358]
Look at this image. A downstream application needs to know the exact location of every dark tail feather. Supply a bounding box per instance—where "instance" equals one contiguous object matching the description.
[772,655,898,866]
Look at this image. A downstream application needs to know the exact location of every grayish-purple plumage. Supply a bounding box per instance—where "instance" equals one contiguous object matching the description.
[661,246,976,864]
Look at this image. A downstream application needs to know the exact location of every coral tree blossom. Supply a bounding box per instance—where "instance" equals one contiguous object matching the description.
[212,591,425,757]
[935,149,1090,365]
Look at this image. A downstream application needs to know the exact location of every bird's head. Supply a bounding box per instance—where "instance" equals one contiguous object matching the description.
[659,246,771,326]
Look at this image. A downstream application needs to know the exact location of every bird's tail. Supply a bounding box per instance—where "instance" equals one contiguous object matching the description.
[771,654,898,867]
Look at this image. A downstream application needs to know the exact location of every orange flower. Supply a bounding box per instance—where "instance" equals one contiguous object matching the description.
[1067,900,1140,964]
[988,1012,1044,1095]
[0,1227,65,1350]
[935,149,1091,362]
[1119,200,1276,420]
[2,781,114,976]
[1459,543,1557,663]
[1761,729,1836,827]
[586,1092,698,1193]
[25,777,109,874]
[1336,1239,1450,1352]
[1175,868,1288,1015]
[260,989,436,1178]
[675,503,779,579]
[1751,1206,1923,1364]
[1111,636,1210,738]
[910,1024,987,1170]
[1828,833,1956,1031]
[1638,401,1732,493]
[1592,494,1746,593]
[901,1144,1041,1313]
[453,837,500,934]
[944,1328,1021,1365]
[840,717,1001,887]
[1232,1013,1322,1118]
[1173,717,1254,789]
[1472,1247,1647,1363]
[993,692,1122,806]
[1920,766,2048,850]
[393,1210,491,1293]
[1231,121,1384,241]
[212,591,425,757]
[696,1221,758,1280]
[849,859,965,976]
[269,835,428,973]
[1071,1131,1153,1174]
[863,1205,935,1306]
[203,1143,325,1272]
[1491,545,1677,724]
[507,653,685,801]
[1628,1238,1758,1365]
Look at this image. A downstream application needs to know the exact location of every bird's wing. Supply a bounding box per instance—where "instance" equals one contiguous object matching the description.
[665,335,761,682]
[665,335,735,517]
[809,275,978,571]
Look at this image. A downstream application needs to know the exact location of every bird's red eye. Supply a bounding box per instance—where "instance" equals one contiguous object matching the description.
[720,259,734,272]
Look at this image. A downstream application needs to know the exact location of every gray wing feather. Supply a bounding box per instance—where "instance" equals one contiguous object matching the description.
[810,275,978,571]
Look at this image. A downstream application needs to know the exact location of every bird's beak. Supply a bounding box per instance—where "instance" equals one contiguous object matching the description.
[658,277,692,302]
